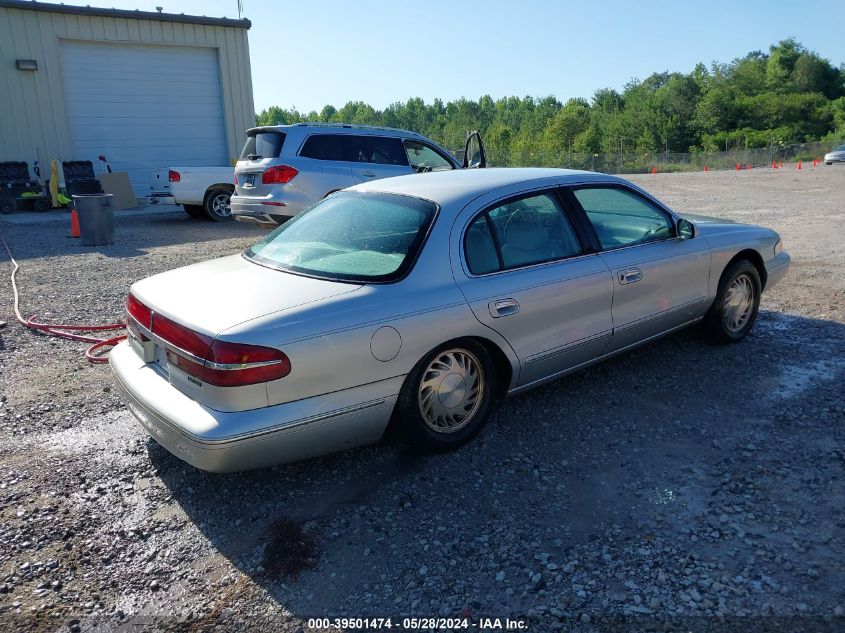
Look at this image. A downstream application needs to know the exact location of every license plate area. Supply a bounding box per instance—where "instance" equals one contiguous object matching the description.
[127,327,155,363]
[243,173,256,187]
[153,343,170,377]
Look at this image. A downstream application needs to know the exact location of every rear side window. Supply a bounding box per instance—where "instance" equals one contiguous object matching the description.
[241,131,286,160]
[353,136,409,166]
[464,215,500,274]
[464,192,582,274]
[299,134,351,161]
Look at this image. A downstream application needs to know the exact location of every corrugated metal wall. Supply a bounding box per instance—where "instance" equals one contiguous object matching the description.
[0,5,254,170]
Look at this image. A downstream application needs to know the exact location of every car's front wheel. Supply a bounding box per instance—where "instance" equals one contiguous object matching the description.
[705,259,761,344]
[204,186,234,221]
[396,340,497,450]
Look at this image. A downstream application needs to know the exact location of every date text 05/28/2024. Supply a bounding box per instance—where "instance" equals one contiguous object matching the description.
[305,617,528,630]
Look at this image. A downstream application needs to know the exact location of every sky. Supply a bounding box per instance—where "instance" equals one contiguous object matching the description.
[45,0,845,113]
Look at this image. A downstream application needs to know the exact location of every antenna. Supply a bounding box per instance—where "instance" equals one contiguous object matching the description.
[237,0,243,18]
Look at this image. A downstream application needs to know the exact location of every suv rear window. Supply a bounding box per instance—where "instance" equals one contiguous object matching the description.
[299,134,351,161]
[241,131,286,160]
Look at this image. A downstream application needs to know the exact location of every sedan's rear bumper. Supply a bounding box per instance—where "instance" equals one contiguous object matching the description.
[110,342,399,472]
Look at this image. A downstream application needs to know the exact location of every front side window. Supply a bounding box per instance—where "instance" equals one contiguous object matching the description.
[299,134,350,161]
[573,187,676,249]
[464,192,582,273]
[353,136,409,166]
[245,191,436,282]
[404,141,454,172]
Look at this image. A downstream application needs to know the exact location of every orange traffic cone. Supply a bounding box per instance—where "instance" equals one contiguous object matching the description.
[797,161,802,170]
[704,164,708,172]
[736,163,741,171]
[651,167,657,175]
[746,164,751,171]
[780,161,784,168]
[70,208,80,238]
[772,161,777,169]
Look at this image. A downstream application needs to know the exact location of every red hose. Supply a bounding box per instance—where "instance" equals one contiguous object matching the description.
[1,230,126,364]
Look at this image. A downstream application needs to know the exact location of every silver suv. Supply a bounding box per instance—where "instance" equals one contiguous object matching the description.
[231,123,484,225]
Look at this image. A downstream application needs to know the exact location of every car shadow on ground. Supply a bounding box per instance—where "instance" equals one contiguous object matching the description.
[149,310,844,620]
[0,212,265,262]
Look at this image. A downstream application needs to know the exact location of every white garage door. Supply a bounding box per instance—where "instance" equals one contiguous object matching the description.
[60,40,229,195]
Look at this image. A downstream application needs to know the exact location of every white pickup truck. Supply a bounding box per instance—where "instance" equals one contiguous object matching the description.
[166,167,235,221]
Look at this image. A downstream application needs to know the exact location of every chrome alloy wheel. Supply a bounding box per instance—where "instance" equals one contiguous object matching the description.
[210,192,231,218]
[417,348,484,434]
[723,273,754,333]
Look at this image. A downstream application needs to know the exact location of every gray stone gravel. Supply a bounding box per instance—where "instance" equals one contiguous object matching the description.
[0,168,843,632]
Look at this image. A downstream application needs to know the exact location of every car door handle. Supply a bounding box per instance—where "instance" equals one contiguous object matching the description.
[618,268,643,284]
[489,298,520,318]
[360,171,376,177]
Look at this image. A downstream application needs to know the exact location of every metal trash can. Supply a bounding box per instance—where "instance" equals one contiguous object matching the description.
[72,193,114,246]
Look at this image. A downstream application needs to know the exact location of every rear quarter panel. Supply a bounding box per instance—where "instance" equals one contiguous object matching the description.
[219,211,521,407]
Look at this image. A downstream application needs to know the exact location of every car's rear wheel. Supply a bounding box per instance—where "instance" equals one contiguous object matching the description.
[396,340,496,450]
[204,187,233,222]
[704,259,761,344]
[183,204,204,219]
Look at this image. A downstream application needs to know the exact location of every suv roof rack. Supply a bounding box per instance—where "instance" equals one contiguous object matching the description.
[290,122,421,134]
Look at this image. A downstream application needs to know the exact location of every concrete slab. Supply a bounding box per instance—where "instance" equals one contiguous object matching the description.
[0,202,183,225]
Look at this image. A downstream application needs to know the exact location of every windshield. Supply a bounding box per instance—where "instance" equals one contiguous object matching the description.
[245,191,438,282]
[835,144,845,152]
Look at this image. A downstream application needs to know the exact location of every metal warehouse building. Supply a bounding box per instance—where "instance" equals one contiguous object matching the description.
[0,0,254,195]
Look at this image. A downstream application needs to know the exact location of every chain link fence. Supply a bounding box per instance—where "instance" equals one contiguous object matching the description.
[470,140,841,174]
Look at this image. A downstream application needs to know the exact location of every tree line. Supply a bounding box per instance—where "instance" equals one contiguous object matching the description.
[255,39,845,165]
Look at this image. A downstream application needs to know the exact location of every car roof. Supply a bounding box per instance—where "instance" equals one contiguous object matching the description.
[348,167,624,208]
[247,123,427,139]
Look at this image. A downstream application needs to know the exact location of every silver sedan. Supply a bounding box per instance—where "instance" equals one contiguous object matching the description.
[824,144,845,165]
[111,168,791,472]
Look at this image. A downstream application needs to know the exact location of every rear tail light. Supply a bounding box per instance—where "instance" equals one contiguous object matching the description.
[124,293,290,387]
[168,169,181,183]
[261,165,298,184]
[127,293,152,328]
[234,173,239,185]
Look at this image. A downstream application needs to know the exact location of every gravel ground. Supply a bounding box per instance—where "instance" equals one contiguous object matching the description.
[0,168,843,632]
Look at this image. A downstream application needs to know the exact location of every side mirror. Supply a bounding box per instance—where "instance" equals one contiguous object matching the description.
[462,131,487,169]
[677,218,696,239]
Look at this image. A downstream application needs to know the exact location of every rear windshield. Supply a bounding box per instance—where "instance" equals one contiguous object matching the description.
[245,191,437,283]
[240,131,286,160]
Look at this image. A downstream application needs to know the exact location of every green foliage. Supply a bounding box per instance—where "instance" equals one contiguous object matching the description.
[254,39,843,165]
